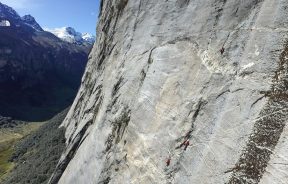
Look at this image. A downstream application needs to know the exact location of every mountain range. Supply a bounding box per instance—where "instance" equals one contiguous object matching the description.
[45,27,95,45]
[0,2,91,121]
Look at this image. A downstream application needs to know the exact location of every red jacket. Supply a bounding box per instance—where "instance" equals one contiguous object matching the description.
[166,158,171,166]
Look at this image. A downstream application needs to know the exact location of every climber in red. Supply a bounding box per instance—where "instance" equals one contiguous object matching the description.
[184,140,190,151]
[220,47,225,55]
[179,140,186,148]
[166,157,171,167]
[180,139,189,149]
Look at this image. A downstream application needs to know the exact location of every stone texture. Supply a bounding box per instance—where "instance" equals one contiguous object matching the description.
[50,0,288,183]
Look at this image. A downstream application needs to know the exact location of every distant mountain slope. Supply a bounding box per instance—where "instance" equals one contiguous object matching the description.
[1,109,68,184]
[0,2,91,121]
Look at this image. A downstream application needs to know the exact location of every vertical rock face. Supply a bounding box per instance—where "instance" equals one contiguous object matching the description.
[52,0,288,183]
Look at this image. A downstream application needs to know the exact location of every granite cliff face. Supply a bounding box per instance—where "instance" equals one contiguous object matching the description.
[51,0,288,183]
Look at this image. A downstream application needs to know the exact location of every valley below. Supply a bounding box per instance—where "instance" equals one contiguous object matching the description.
[0,110,67,184]
[0,119,43,180]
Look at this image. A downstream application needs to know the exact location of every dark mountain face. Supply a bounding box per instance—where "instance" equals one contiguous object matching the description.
[21,15,43,31]
[0,3,90,121]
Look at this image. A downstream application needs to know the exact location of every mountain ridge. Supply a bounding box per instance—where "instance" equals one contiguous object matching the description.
[0,2,91,121]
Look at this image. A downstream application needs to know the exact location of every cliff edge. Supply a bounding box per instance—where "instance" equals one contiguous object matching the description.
[50,0,288,183]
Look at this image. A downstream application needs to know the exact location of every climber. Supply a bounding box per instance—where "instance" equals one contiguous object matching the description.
[180,139,189,148]
[179,140,186,148]
[184,140,190,151]
[220,47,225,55]
[166,157,171,167]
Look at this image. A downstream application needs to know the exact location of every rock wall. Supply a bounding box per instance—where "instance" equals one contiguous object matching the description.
[50,0,288,183]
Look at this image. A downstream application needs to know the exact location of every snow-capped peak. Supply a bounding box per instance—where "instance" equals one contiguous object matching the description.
[82,33,96,44]
[44,27,95,45]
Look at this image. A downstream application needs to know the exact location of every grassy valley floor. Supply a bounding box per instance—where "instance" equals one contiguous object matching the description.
[0,108,68,184]
[0,122,43,181]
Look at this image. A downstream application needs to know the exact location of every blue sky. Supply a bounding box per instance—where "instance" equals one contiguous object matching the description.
[1,0,100,35]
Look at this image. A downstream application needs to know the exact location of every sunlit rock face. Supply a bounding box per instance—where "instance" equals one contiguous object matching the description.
[51,0,288,183]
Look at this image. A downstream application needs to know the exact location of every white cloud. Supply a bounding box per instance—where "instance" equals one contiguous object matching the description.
[0,0,40,10]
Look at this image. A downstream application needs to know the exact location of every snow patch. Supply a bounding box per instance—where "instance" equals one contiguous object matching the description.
[0,20,10,26]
